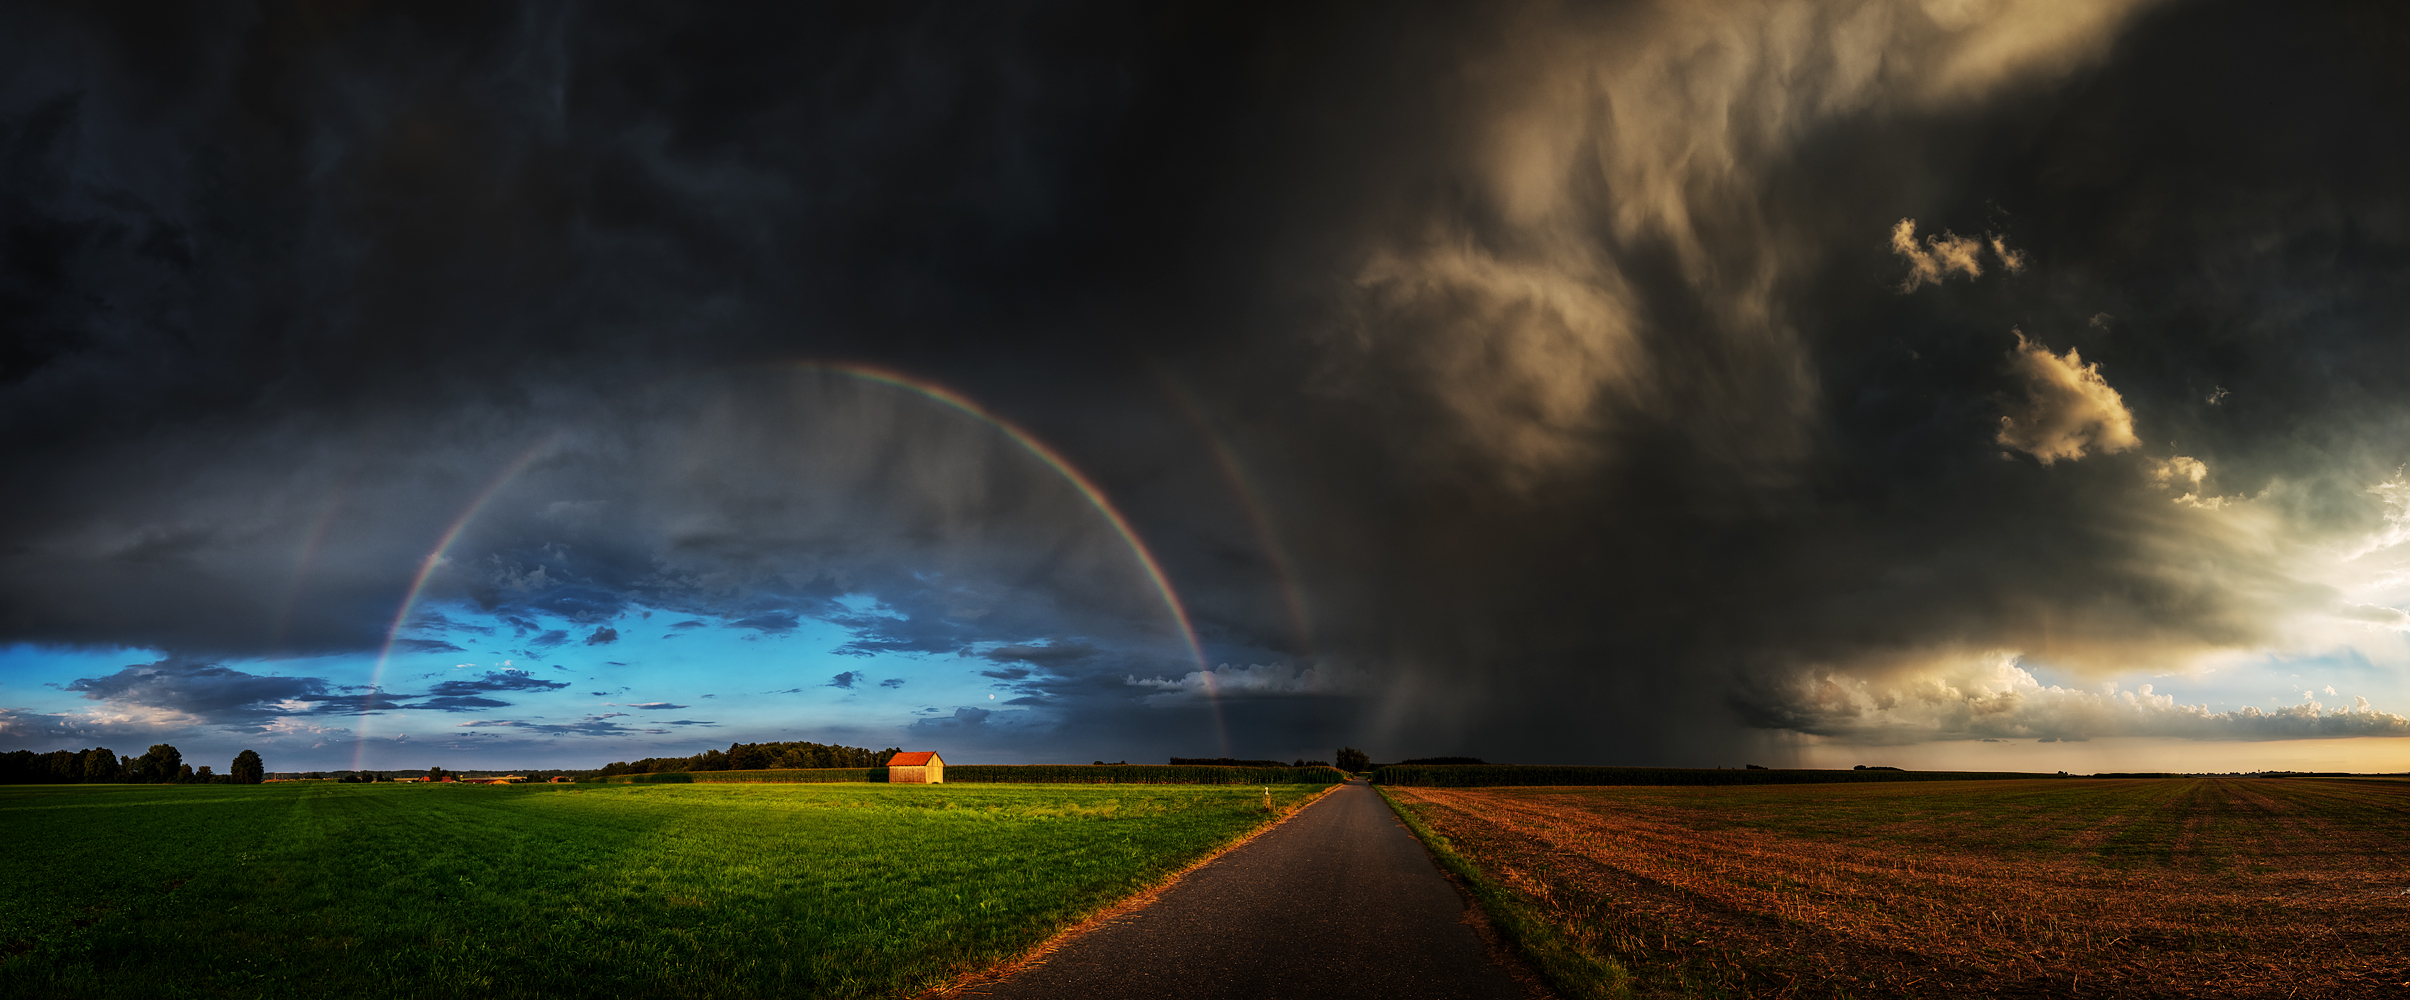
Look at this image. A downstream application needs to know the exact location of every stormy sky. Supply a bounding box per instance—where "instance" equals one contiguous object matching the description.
[8,0,2410,773]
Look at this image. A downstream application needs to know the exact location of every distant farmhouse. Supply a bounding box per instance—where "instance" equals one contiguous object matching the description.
[888,751,945,784]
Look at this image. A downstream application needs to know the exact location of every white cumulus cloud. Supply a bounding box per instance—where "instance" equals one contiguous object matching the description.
[1758,652,2410,744]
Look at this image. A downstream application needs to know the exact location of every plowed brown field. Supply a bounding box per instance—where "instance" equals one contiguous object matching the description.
[1386,778,2410,998]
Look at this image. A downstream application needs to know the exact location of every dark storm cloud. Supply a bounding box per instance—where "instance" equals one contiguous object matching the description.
[312,691,418,714]
[402,696,510,713]
[423,670,570,697]
[461,714,715,737]
[911,707,992,731]
[9,1,2410,765]
[725,614,799,634]
[64,660,332,723]
[979,641,1099,665]
[43,659,581,724]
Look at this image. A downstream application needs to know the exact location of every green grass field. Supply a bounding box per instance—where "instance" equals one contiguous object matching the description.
[1,780,1330,999]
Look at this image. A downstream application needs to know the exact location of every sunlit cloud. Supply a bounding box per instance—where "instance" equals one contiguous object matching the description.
[1743,652,2410,745]
[1996,332,2139,464]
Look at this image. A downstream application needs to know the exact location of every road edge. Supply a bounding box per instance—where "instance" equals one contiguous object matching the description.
[1376,785,1620,1000]
[923,780,1348,999]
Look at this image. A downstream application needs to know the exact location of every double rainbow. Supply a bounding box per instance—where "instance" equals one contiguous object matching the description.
[347,364,1210,767]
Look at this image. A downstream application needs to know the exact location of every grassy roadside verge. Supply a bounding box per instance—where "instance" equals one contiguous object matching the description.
[925,780,1342,997]
[1377,785,1632,1000]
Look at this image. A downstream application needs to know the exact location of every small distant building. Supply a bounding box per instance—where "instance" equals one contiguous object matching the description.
[888,751,945,784]
[550,776,573,783]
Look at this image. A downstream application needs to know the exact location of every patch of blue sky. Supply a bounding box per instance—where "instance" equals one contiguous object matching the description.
[0,596,1022,769]
[2007,644,2407,719]
[390,599,996,741]
[0,642,167,713]
[2096,642,2410,715]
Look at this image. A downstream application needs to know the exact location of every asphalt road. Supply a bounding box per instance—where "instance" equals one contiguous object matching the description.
[963,780,1534,1000]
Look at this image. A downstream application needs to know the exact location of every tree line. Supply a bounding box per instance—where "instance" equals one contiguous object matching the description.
[0,744,264,784]
[1168,756,1337,768]
[596,740,904,776]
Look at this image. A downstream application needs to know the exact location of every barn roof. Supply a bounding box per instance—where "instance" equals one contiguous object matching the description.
[889,751,940,767]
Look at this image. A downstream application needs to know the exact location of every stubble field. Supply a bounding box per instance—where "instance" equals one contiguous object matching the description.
[1385,778,2410,999]
[2,780,1329,999]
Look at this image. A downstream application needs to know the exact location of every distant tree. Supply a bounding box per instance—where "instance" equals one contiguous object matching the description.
[35,750,78,783]
[726,742,773,771]
[428,765,447,781]
[83,747,120,783]
[231,750,265,785]
[140,744,184,783]
[1335,747,1370,772]
[179,763,195,782]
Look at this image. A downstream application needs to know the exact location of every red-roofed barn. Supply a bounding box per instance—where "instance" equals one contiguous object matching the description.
[888,751,945,784]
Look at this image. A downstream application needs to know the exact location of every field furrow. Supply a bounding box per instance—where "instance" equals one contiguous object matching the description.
[1388,778,2410,998]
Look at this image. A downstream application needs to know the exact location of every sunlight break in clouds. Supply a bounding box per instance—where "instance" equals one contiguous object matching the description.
[2350,472,2410,560]
[1769,652,2410,745]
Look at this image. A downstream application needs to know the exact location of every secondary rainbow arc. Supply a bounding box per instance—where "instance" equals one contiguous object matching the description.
[351,438,560,770]
[817,362,1210,674]
[348,364,1219,767]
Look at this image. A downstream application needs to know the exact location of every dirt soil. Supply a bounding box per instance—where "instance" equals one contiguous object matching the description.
[1388,778,2410,998]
